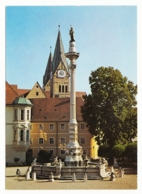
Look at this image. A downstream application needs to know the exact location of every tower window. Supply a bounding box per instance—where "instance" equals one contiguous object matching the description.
[27,110,29,120]
[62,85,64,92]
[21,110,24,120]
[36,92,39,96]
[14,130,17,141]
[26,130,29,141]
[20,130,24,141]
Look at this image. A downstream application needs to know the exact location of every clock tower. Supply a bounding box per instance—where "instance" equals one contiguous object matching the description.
[43,29,70,98]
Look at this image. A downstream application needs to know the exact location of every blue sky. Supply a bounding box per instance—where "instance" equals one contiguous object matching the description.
[6,6,137,94]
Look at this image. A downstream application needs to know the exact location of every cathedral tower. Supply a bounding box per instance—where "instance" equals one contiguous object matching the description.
[43,29,70,98]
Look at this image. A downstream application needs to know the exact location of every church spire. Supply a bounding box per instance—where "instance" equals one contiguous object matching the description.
[52,29,69,74]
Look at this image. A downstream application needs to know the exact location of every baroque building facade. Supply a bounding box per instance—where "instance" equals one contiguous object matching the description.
[6,29,98,164]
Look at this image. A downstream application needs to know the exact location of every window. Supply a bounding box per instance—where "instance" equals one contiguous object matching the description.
[59,85,61,93]
[14,130,17,141]
[65,85,68,93]
[26,130,29,141]
[61,150,66,155]
[39,124,44,130]
[81,123,85,129]
[60,137,66,144]
[30,138,33,144]
[14,109,17,120]
[39,138,44,144]
[60,124,65,130]
[80,138,85,144]
[27,110,29,120]
[49,124,54,130]
[62,85,64,92]
[36,92,39,96]
[20,130,23,141]
[21,109,24,120]
[49,138,54,144]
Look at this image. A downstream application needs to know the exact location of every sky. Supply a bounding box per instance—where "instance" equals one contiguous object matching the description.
[5,5,137,94]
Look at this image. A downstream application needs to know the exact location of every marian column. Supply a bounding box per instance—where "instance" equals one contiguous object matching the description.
[65,27,83,166]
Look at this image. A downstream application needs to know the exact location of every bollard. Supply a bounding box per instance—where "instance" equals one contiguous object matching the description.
[26,171,30,180]
[72,173,76,182]
[32,172,36,181]
[49,172,54,182]
[84,173,87,182]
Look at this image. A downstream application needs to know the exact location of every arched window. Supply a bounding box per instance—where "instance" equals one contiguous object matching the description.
[62,85,64,93]
[59,85,61,93]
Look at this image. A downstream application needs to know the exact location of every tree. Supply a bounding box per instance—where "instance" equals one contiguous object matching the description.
[37,149,52,163]
[81,67,137,147]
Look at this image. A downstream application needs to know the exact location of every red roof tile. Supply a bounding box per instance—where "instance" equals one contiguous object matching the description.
[30,97,84,122]
[6,81,19,104]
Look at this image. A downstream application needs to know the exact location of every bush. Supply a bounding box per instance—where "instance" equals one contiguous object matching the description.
[98,144,111,158]
[111,144,125,158]
[14,157,20,163]
[37,149,52,164]
[124,143,137,162]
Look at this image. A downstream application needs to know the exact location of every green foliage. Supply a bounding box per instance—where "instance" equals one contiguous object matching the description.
[111,144,125,158]
[37,149,52,163]
[81,66,137,146]
[98,144,111,158]
[14,157,20,163]
[124,143,137,162]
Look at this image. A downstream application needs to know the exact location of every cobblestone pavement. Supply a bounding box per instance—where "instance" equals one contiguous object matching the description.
[5,166,137,190]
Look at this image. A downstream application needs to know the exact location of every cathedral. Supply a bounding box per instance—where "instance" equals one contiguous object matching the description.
[6,29,98,164]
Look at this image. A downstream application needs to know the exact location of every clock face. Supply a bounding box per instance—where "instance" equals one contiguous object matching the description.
[58,70,66,78]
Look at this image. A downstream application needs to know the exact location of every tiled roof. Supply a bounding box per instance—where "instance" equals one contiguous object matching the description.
[30,97,84,122]
[76,92,86,97]
[6,81,19,104]
[10,84,30,97]
[17,89,30,97]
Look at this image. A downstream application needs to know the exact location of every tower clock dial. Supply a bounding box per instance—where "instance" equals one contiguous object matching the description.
[58,70,66,78]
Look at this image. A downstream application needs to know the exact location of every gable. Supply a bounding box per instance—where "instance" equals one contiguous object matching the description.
[26,82,46,99]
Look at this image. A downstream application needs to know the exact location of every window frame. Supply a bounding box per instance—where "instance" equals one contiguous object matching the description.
[80,137,86,144]
[49,137,54,145]
[38,137,44,145]
[60,123,65,130]
[49,123,54,130]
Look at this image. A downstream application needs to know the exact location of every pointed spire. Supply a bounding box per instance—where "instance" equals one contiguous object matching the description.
[43,49,53,87]
[52,30,69,74]
[58,25,60,31]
